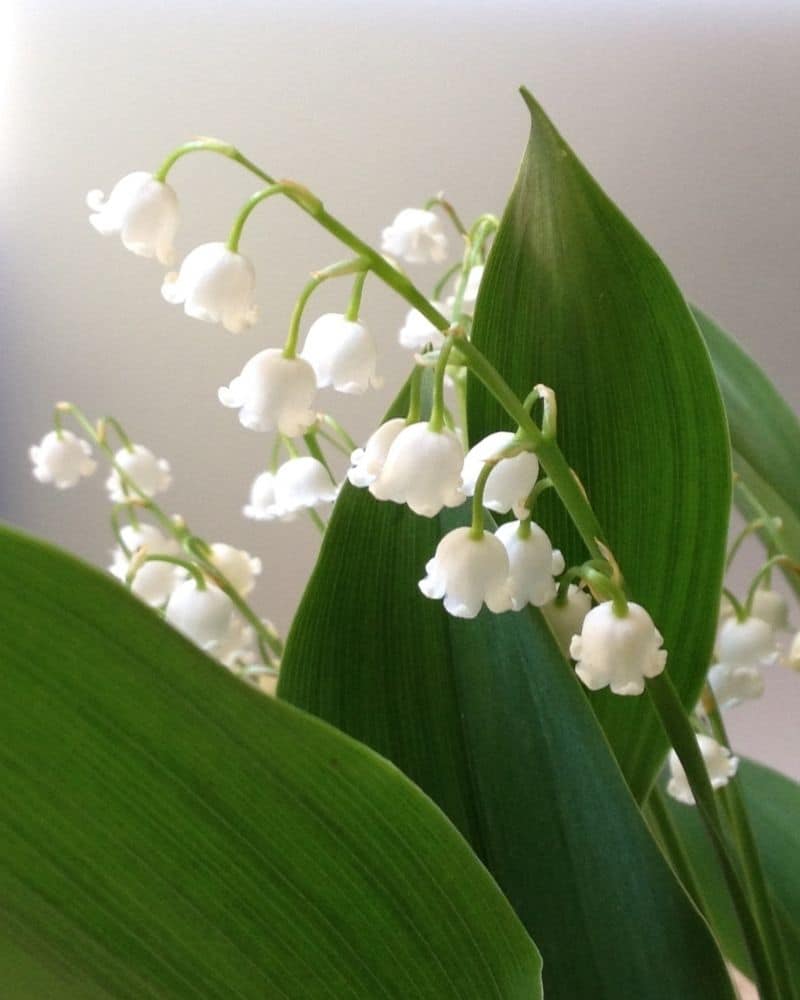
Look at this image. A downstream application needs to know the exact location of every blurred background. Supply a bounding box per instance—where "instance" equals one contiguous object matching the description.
[1,0,798,777]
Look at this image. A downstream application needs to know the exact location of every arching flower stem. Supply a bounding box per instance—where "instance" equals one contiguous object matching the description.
[423,194,468,238]
[284,258,368,359]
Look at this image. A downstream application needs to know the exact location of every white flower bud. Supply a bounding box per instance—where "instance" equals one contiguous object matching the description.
[419,527,512,619]
[461,432,539,518]
[495,520,565,610]
[165,580,235,652]
[347,418,406,488]
[667,734,739,806]
[162,242,257,333]
[243,472,296,523]
[109,524,183,607]
[106,445,171,503]
[273,457,338,516]
[300,313,383,394]
[29,430,96,489]
[398,304,447,350]
[208,542,262,597]
[380,208,448,264]
[716,616,779,669]
[569,601,667,696]
[542,585,592,657]
[750,585,790,631]
[707,661,765,710]
[370,422,465,517]
[87,171,179,266]
[218,349,317,437]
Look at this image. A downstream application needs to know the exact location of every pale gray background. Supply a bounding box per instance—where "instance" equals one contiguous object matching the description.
[1,0,798,778]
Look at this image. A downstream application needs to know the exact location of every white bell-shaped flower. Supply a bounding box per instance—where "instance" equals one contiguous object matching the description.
[370,421,465,517]
[707,661,765,711]
[273,457,338,516]
[209,542,262,597]
[398,303,447,350]
[716,615,779,670]
[162,242,257,333]
[380,208,448,264]
[419,526,512,619]
[750,585,790,631]
[242,472,294,523]
[542,585,592,657]
[300,313,383,394]
[109,523,183,607]
[106,445,171,503]
[461,432,539,518]
[569,601,667,696]
[218,349,317,436]
[667,734,739,805]
[347,418,406,488]
[495,520,565,610]
[87,171,179,266]
[165,579,240,654]
[29,430,96,489]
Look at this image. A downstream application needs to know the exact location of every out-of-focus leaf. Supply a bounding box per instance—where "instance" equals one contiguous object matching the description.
[694,306,800,597]
[466,89,731,800]
[0,524,543,999]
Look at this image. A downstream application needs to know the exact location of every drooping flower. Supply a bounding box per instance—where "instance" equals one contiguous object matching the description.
[569,601,667,696]
[29,430,96,489]
[707,661,765,710]
[272,457,338,517]
[461,432,539,518]
[750,585,790,631]
[165,579,237,653]
[109,523,183,607]
[667,734,739,805]
[218,349,317,436]
[162,242,257,333]
[369,422,464,517]
[715,615,779,670]
[87,171,179,266]
[106,444,171,502]
[398,304,447,350]
[495,520,565,610]
[347,418,407,488]
[419,527,512,619]
[243,472,295,523]
[300,313,383,394]
[380,208,448,264]
[208,542,262,597]
[542,585,593,657]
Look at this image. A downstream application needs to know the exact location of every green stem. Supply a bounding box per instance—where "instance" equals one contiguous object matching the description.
[227,183,290,252]
[153,138,276,186]
[424,195,468,237]
[704,691,795,999]
[723,587,748,622]
[470,461,495,538]
[132,554,206,590]
[645,786,706,916]
[432,261,463,301]
[303,432,336,484]
[407,365,423,423]
[429,336,456,432]
[345,270,368,322]
[745,556,791,615]
[727,517,771,569]
[306,508,327,535]
[321,413,358,453]
[284,258,367,358]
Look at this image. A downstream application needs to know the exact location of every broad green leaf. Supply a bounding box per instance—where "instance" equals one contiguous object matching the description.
[693,306,800,597]
[279,482,735,998]
[657,760,800,982]
[466,89,731,800]
[0,525,543,999]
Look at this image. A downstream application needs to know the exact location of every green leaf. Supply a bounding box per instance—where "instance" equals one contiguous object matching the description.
[466,89,731,800]
[693,306,800,597]
[279,483,735,998]
[0,525,543,999]
[657,759,800,982]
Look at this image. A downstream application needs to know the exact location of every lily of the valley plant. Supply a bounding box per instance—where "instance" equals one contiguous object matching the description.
[3,88,799,999]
